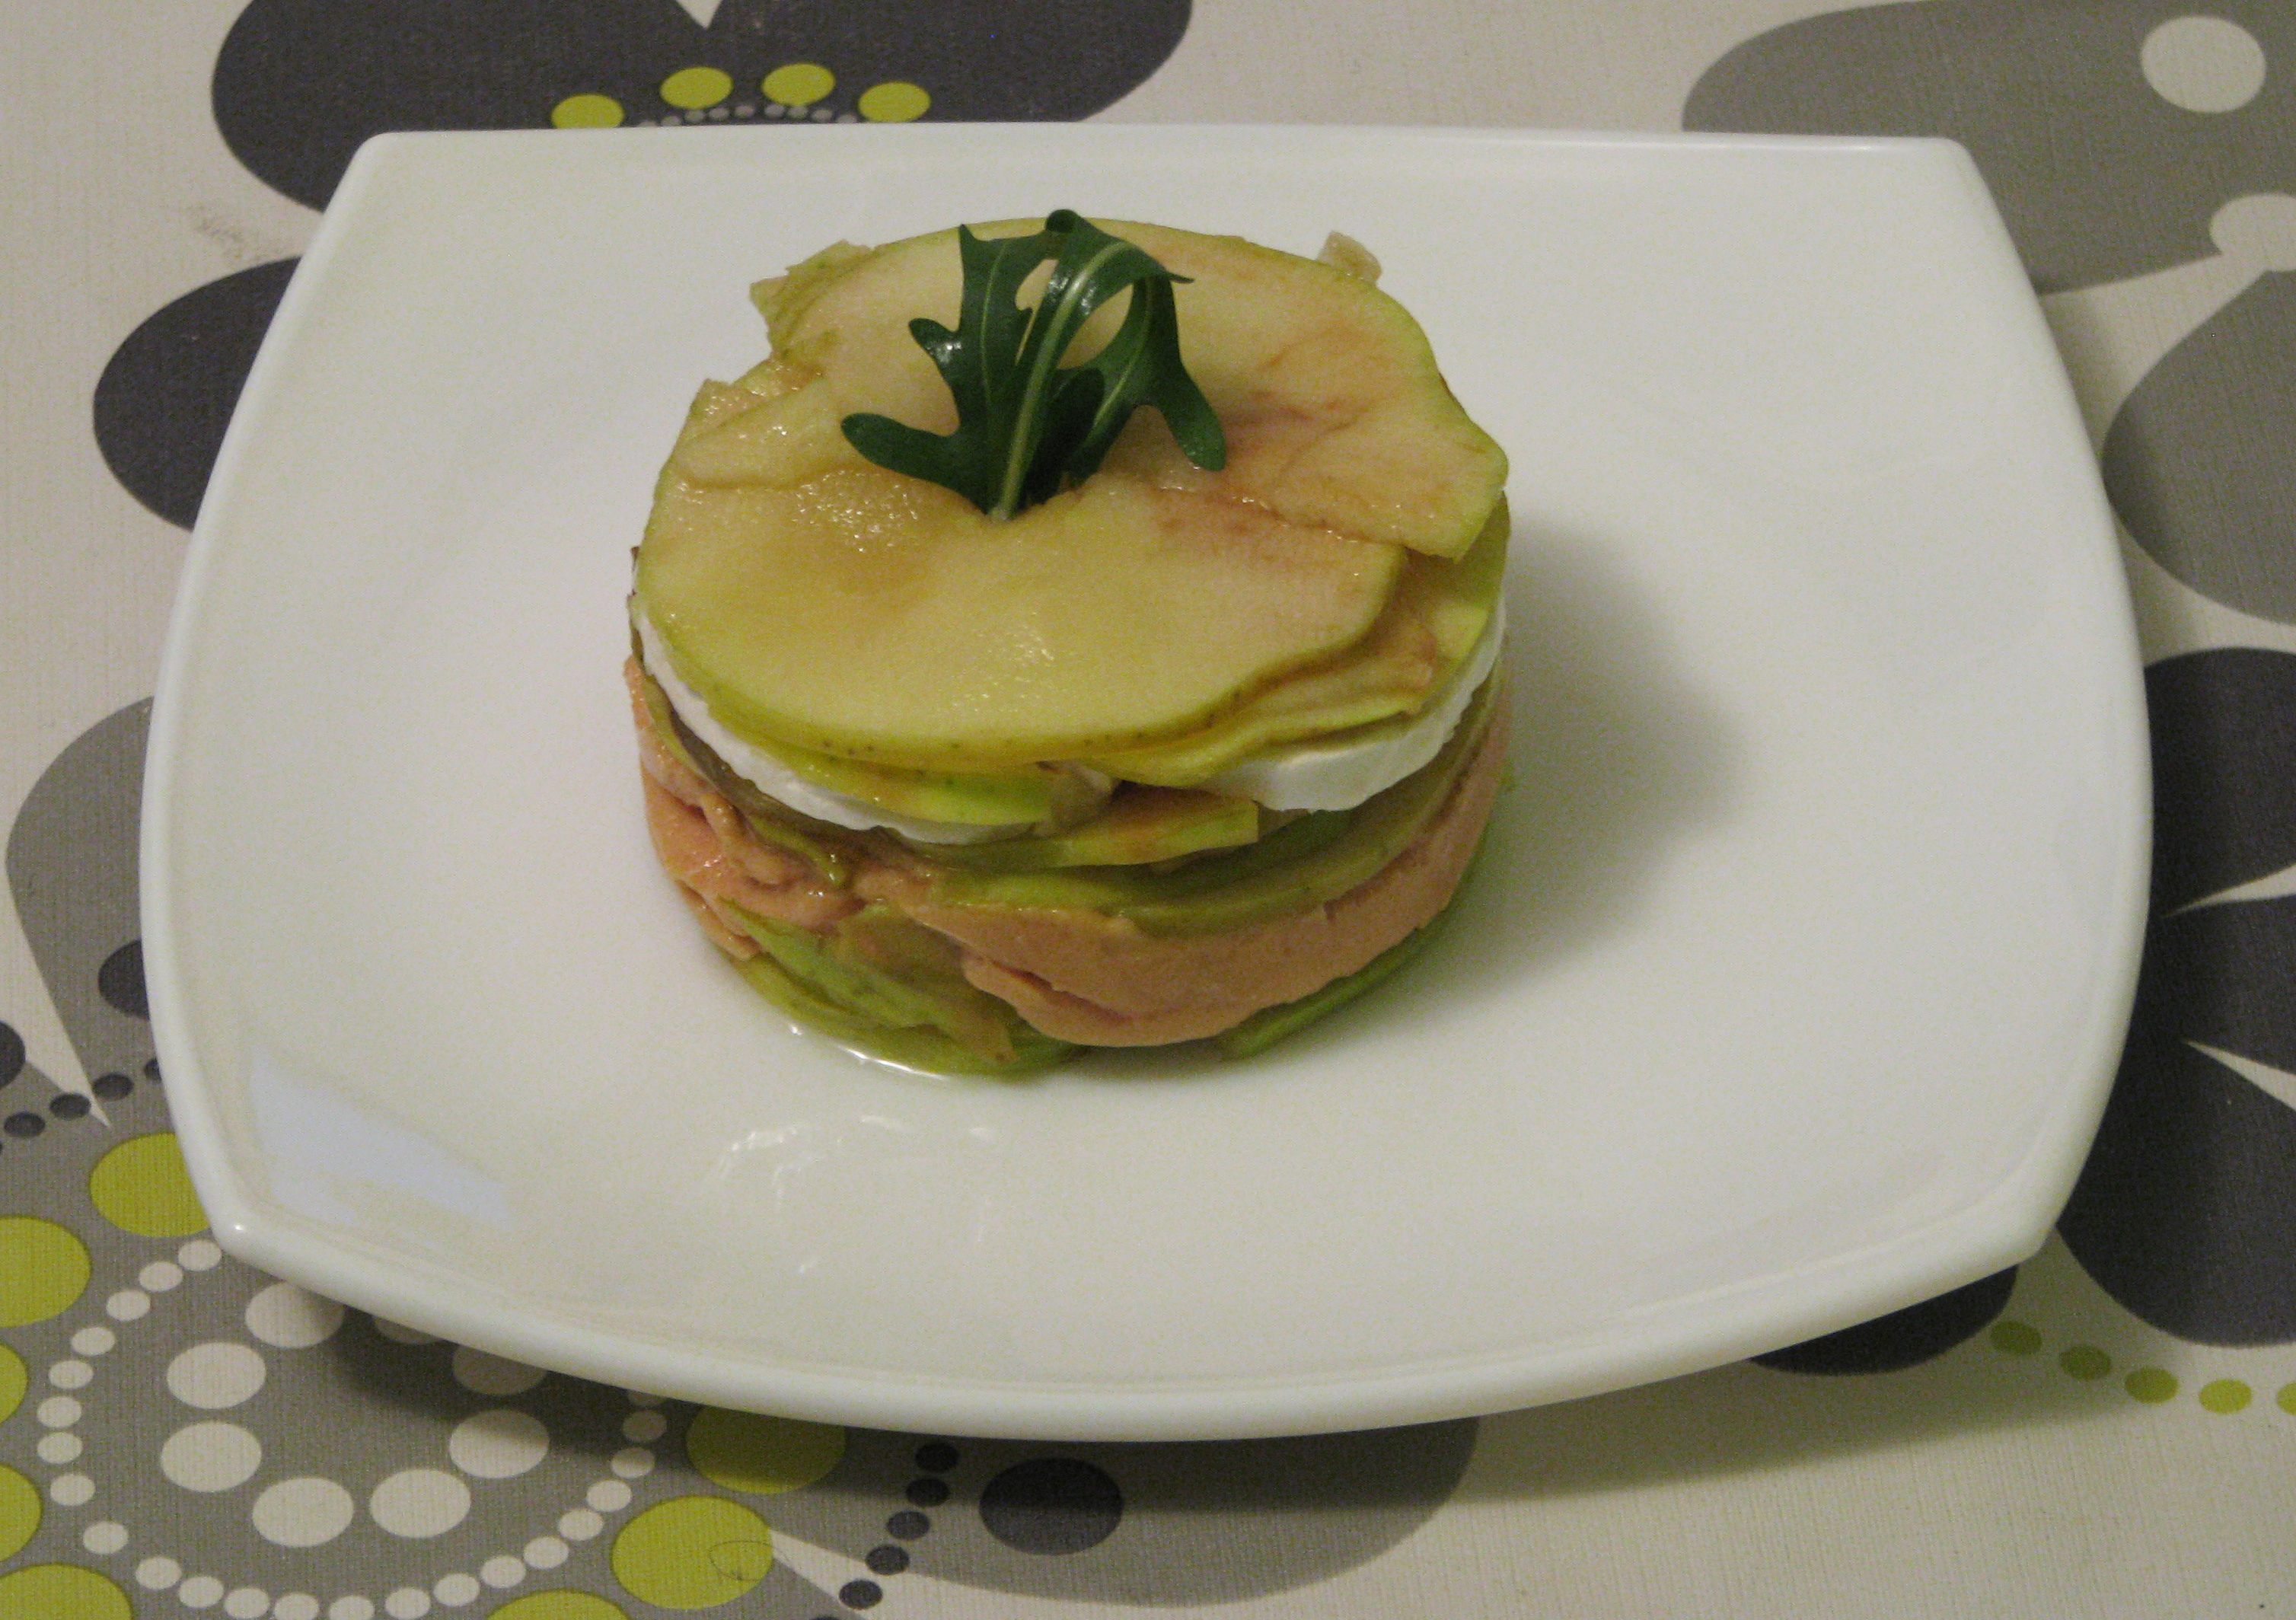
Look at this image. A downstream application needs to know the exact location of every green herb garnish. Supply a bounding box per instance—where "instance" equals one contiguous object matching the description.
[840,210,1226,520]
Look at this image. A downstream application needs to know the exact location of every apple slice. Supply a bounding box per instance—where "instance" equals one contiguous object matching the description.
[1082,498,1510,784]
[757,219,1507,559]
[639,452,1404,769]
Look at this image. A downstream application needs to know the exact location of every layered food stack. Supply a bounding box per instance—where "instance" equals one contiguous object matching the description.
[628,214,1510,1073]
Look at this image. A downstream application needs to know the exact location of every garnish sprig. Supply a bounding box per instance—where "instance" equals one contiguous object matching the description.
[840,210,1226,519]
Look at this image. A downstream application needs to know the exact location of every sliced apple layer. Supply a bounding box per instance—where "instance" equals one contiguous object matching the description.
[638,217,1507,781]
[642,459,1404,768]
[756,220,1508,560]
[1084,499,1510,785]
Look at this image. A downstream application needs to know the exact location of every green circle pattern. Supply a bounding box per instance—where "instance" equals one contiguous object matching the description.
[611,1496,775,1609]
[0,1465,40,1561]
[0,1341,27,1420]
[552,94,623,128]
[490,1593,632,1620]
[2199,1378,2252,1414]
[1987,1320,2042,1356]
[2125,1366,2179,1404]
[86,1133,206,1237]
[661,66,732,110]
[686,1408,844,1495]
[0,1564,132,1620]
[0,1217,91,1325]
[1985,1320,2296,1414]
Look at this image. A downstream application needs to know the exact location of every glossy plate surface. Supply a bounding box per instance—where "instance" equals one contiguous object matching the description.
[145,126,2147,1440]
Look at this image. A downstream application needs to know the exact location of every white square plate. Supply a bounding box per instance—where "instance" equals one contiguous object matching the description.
[145,125,2148,1440]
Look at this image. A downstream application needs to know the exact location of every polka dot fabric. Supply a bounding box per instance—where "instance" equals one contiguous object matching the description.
[11,0,2296,1614]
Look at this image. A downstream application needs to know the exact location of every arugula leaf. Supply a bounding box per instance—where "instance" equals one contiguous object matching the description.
[840,211,1226,519]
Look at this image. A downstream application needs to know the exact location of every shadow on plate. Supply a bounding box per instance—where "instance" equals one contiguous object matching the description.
[1465,524,1742,981]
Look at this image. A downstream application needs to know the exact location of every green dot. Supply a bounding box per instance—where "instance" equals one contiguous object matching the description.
[2278,1382,2296,1416]
[661,67,732,110]
[2199,1378,2253,1414]
[1988,1320,2042,1357]
[2058,1344,2113,1381]
[0,1341,27,1420]
[2125,1366,2180,1404]
[489,1594,630,1620]
[0,1564,132,1620]
[611,1496,773,1609]
[87,1132,207,1237]
[686,1408,844,1495]
[0,1465,40,1561]
[761,63,835,107]
[0,1217,91,1325]
[857,81,930,123]
[552,94,624,129]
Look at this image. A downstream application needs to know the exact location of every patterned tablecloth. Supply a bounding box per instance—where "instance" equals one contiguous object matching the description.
[5,2,2294,1615]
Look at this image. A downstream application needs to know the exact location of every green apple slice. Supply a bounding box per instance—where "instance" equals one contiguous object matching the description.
[639,454,1405,769]
[754,220,1507,558]
[1083,498,1510,785]
[926,788,1261,872]
[672,382,865,489]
